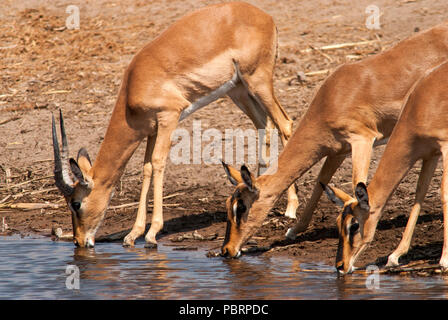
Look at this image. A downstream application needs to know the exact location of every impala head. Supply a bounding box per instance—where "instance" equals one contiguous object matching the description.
[52,110,107,248]
[321,182,371,274]
[220,162,259,258]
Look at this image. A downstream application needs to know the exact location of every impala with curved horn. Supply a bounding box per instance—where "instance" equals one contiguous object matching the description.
[221,22,448,258]
[51,2,296,248]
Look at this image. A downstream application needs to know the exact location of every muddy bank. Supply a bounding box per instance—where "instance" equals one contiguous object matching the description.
[1,0,448,274]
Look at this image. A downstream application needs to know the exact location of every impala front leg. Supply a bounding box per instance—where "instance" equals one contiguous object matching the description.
[123,136,156,247]
[286,154,345,239]
[440,147,448,270]
[386,156,438,267]
[144,112,179,248]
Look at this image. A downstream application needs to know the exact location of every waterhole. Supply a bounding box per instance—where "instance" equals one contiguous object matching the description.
[1,235,448,299]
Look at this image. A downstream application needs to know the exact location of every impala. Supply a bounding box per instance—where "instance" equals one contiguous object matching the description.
[51,2,298,248]
[221,22,448,258]
[322,60,448,274]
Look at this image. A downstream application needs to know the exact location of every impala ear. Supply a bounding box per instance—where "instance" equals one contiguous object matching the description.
[69,158,92,189]
[320,182,352,207]
[240,164,256,192]
[69,158,86,184]
[222,161,242,186]
[76,148,92,174]
[354,182,370,211]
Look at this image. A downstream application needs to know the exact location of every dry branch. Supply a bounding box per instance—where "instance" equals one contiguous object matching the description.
[308,45,333,62]
[12,187,58,200]
[352,260,445,275]
[300,40,380,53]
[305,69,330,77]
[42,89,71,95]
[0,174,53,190]
[109,191,184,210]
[0,117,20,126]
[0,202,60,210]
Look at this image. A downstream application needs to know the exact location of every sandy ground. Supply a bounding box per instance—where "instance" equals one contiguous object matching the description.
[1,0,448,273]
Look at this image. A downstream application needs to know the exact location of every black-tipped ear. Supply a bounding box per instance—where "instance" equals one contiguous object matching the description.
[240,165,255,192]
[69,158,85,184]
[355,182,370,211]
[77,148,91,166]
[320,182,345,207]
[221,161,239,186]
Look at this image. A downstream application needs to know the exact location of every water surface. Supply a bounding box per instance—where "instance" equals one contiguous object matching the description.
[1,236,448,299]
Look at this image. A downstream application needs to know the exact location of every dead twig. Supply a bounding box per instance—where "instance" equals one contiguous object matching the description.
[0,174,53,190]
[308,45,333,62]
[12,187,58,200]
[305,69,330,77]
[0,202,60,210]
[300,40,380,53]
[0,117,20,126]
[42,89,71,95]
[109,192,184,210]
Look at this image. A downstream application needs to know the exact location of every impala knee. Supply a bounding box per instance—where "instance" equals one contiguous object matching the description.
[151,157,167,174]
[284,119,293,140]
[143,163,153,179]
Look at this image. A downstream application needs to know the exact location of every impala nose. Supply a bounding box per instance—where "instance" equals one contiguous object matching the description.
[221,247,230,258]
[336,261,345,274]
[221,245,241,258]
[86,237,95,248]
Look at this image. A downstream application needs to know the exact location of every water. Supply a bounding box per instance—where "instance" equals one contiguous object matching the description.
[1,235,448,299]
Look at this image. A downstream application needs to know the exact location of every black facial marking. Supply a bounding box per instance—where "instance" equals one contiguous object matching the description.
[349,221,359,236]
[236,199,246,214]
[71,201,81,212]
[341,205,353,219]
[234,189,241,199]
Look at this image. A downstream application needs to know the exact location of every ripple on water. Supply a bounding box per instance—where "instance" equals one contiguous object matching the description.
[1,237,448,299]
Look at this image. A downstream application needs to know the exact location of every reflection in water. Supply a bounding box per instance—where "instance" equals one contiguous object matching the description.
[1,237,448,299]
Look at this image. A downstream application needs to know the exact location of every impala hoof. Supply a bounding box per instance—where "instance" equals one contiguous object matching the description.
[386,255,400,267]
[285,228,296,240]
[144,242,158,249]
[122,242,134,248]
[123,235,136,247]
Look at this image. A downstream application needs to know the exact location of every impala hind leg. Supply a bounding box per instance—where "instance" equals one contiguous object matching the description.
[123,135,156,247]
[144,113,179,248]
[228,85,272,175]
[386,156,438,267]
[241,73,298,218]
[440,147,448,270]
[286,154,346,239]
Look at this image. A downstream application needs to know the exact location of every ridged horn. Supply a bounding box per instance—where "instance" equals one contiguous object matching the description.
[52,110,74,196]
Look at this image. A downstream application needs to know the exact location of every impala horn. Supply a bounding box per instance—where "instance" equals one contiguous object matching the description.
[52,110,75,196]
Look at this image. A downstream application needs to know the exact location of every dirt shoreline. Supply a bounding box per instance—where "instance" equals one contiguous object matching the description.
[1,0,448,276]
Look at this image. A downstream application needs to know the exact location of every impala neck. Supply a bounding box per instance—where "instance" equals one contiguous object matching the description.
[253,114,334,220]
[89,89,144,193]
[364,136,416,230]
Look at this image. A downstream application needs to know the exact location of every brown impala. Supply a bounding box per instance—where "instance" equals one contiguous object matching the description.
[322,61,448,273]
[221,22,448,258]
[51,2,299,248]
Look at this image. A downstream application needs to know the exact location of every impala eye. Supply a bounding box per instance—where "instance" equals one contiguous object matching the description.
[349,221,359,236]
[236,199,246,214]
[71,201,81,212]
